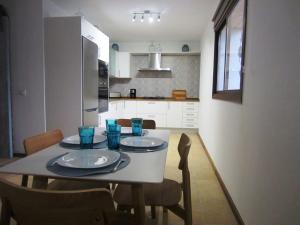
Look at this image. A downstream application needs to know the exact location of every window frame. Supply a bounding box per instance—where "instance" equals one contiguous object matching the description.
[212,0,248,103]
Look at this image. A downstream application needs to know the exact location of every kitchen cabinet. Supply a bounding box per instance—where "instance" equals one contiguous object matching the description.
[123,101,137,119]
[166,102,183,128]
[182,102,198,128]
[99,100,199,128]
[81,18,109,63]
[136,101,167,127]
[137,113,167,127]
[99,101,126,126]
[109,51,131,78]
[136,101,168,114]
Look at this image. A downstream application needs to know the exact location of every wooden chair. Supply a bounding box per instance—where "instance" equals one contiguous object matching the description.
[22,129,107,191]
[117,119,156,129]
[114,133,193,225]
[0,178,134,225]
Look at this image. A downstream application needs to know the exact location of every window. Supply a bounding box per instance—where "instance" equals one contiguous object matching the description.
[212,0,247,103]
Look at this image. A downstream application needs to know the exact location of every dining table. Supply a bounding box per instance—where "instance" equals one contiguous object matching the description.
[0,128,170,225]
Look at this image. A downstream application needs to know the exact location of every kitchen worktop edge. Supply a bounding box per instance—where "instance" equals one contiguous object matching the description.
[109,97,200,102]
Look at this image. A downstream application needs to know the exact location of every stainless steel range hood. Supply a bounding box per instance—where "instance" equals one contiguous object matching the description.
[138,53,171,72]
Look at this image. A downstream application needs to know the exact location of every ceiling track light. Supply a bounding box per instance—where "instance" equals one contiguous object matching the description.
[131,10,161,23]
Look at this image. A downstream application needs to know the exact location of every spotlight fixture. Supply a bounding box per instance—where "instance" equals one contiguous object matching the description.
[132,14,136,22]
[131,10,161,23]
[148,14,154,23]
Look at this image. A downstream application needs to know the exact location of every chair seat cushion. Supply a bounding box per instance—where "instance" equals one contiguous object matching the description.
[113,179,182,206]
[47,179,108,191]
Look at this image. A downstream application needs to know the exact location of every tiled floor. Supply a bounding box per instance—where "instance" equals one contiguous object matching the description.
[0,130,238,225]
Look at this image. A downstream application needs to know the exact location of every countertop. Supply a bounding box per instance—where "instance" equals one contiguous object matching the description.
[109,97,200,102]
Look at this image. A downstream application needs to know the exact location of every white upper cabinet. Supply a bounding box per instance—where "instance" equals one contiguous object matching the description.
[118,52,131,78]
[109,50,131,78]
[81,18,109,63]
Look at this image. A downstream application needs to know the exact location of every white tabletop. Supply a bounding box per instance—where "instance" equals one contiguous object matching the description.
[0,129,170,184]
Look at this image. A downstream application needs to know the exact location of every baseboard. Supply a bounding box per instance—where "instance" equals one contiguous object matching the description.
[13,153,26,158]
[197,133,245,225]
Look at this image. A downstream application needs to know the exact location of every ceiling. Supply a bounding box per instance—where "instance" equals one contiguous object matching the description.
[51,0,219,41]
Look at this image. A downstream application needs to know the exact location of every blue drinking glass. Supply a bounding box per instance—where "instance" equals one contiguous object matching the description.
[106,119,117,131]
[78,126,95,149]
[107,124,121,150]
[131,118,143,136]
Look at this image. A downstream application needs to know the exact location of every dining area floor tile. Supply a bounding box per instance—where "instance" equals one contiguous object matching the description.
[0,130,238,225]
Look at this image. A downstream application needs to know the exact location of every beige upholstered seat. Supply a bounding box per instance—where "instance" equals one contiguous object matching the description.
[23,129,108,190]
[117,119,156,129]
[114,133,193,225]
[0,178,134,225]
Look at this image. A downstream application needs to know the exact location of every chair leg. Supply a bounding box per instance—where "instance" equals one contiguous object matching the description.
[150,206,156,219]
[21,175,28,187]
[1,198,11,225]
[163,207,168,213]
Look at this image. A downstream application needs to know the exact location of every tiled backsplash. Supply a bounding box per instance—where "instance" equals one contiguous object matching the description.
[110,55,200,98]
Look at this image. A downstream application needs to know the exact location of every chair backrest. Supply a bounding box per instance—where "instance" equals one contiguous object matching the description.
[117,119,156,129]
[23,129,64,155]
[143,120,156,129]
[177,133,192,224]
[0,178,115,225]
[117,119,131,127]
[178,133,191,171]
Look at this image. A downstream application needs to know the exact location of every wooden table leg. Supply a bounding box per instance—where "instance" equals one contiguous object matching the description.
[131,183,145,225]
[32,176,48,189]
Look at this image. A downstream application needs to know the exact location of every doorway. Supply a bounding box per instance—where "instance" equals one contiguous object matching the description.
[0,5,13,158]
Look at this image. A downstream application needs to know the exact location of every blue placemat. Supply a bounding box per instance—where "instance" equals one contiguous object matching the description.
[59,141,108,150]
[46,152,130,177]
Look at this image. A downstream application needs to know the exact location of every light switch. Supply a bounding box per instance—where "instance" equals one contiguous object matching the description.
[18,89,27,96]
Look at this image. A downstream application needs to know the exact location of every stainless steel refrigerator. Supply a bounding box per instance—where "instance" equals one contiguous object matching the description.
[45,17,100,137]
[82,37,99,126]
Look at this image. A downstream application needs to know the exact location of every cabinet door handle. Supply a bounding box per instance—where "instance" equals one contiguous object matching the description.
[84,107,98,112]
[147,115,155,118]
[186,113,195,116]
[147,102,156,104]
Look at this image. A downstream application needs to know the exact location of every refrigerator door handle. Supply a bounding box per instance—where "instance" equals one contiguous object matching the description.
[84,107,98,112]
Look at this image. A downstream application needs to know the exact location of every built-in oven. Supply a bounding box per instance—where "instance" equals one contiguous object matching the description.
[98,59,109,113]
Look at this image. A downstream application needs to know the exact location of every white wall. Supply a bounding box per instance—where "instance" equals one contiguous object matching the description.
[113,41,200,53]
[43,0,68,17]
[198,0,300,225]
[9,0,46,153]
[4,0,67,154]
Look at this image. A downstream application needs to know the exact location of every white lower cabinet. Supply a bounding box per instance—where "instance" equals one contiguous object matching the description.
[123,101,137,118]
[182,102,198,128]
[99,100,199,128]
[137,113,167,128]
[166,102,183,128]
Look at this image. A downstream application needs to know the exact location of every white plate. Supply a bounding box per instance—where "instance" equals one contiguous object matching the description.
[120,137,164,148]
[56,149,120,169]
[62,135,106,145]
